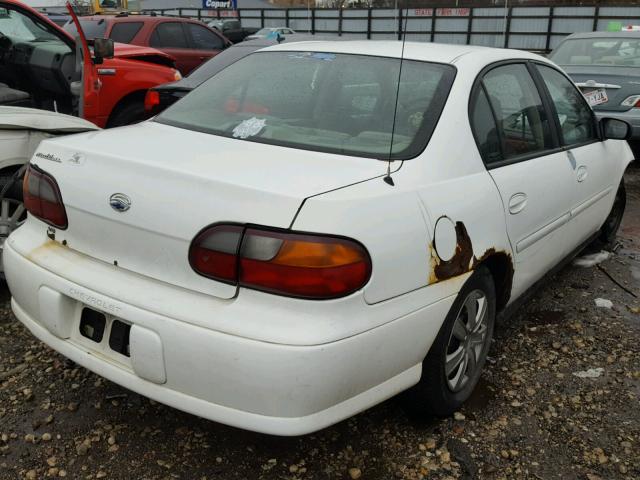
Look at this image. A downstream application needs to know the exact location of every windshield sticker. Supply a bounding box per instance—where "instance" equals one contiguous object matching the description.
[288,52,336,62]
[232,117,266,139]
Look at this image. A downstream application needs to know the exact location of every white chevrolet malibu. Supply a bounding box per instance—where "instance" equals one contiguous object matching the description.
[5,41,633,435]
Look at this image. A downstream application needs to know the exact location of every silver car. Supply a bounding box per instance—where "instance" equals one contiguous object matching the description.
[550,31,640,139]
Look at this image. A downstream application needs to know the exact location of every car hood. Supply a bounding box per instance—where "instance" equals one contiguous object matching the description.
[0,107,99,132]
[112,43,176,67]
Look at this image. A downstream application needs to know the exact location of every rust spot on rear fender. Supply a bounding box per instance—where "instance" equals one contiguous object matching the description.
[430,221,474,283]
[429,222,514,306]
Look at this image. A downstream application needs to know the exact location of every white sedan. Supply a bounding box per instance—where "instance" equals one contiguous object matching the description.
[5,41,632,436]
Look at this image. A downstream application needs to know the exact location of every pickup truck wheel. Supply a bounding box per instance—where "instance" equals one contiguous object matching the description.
[403,266,496,417]
[597,180,626,250]
[107,100,146,128]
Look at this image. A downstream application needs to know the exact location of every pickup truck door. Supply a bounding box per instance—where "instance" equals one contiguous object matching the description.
[66,3,100,123]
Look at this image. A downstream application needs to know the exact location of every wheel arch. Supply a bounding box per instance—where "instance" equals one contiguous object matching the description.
[474,251,513,312]
[106,89,148,127]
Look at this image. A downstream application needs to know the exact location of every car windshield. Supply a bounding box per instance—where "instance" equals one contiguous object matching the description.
[63,19,107,40]
[551,37,640,67]
[157,51,455,159]
[0,8,59,42]
[255,28,271,35]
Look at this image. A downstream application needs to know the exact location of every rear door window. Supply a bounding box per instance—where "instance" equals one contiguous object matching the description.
[150,22,188,48]
[109,22,143,43]
[470,87,503,165]
[187,23,224,50]
[482,63,554,160]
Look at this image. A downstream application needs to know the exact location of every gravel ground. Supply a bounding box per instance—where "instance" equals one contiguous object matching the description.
[1,172,639,480]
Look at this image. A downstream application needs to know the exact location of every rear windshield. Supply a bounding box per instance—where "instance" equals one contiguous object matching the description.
[63,19,107,40]
[551,37,640,67]
[156,51,455,159]
[187,44,262,84]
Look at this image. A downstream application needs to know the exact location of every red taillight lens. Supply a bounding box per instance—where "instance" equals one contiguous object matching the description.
[189,225,371,299]
[144,90,160,112]
[23,164,68,229]
[188,224,243,284]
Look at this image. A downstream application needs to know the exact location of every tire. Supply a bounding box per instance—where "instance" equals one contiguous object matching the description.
[597,180,626,250]
[404,266,496,417]
[106,100,147,128]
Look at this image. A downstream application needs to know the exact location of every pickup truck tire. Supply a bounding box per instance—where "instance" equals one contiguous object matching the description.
[107,100,146,128]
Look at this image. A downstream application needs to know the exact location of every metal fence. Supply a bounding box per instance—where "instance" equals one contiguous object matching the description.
[140,5,640,52]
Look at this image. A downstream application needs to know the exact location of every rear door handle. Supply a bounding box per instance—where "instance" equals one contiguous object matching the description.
[508,193,528,215]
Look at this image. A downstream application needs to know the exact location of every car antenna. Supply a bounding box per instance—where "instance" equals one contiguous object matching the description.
[384,0,408,187]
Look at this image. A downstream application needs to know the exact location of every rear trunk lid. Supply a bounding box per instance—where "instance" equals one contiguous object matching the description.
[562,65,640,112]
[31,121,385,299]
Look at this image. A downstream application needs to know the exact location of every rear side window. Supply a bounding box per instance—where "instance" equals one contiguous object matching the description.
[470,87,503,165]
[150,22,188,48]
[482,63,553,160]
[109,22,142,44]
[187,23,224,50]
[536,64,597,147]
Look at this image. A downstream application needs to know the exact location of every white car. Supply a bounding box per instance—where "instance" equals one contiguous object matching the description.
[5,41,632,436]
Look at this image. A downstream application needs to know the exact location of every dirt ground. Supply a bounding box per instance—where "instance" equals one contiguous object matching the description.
[1,171,639,480]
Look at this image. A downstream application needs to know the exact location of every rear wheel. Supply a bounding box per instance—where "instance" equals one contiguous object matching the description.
[404,266,496,417]
[597,180,626,250]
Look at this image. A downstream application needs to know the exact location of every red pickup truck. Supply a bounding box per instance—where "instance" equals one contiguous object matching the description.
[0,0,182,127]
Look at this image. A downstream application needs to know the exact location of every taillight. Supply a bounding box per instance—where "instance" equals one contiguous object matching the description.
[189,225,371,299]
[621,95,640,108]
[144,90,160,112]
[23,164,68,229]
[189,224,243,284]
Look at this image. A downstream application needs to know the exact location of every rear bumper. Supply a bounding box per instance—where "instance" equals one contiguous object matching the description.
[594,109,640,139]
[4,235,453,435]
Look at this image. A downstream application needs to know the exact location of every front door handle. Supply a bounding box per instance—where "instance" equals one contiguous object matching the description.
[577,165,588,182]
[508,193,528,215]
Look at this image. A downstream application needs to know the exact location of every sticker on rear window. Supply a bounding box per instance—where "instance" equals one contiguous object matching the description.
[288,52,336,62]
[232,117,266,139]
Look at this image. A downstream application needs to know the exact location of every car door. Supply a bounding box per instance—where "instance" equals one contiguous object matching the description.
[471,62,576,295]
[533,63,614,247]
[149,21,192,75]
[183,23,227,74]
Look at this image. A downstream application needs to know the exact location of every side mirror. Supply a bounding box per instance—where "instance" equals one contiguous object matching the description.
[93,38,114,64]
[601,117,631,140]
